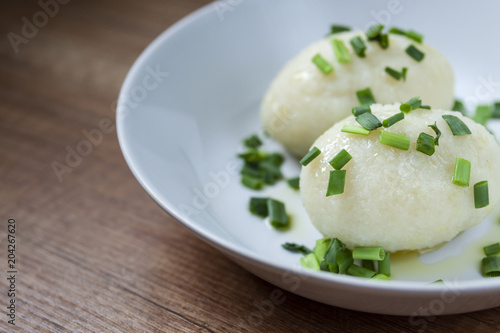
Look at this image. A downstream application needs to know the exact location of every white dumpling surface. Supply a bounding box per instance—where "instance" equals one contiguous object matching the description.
[261,31,454,157]
[300,104,500,252]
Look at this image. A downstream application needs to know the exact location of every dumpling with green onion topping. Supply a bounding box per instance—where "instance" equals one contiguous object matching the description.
[260,30,454,157]
[300,104,500,252]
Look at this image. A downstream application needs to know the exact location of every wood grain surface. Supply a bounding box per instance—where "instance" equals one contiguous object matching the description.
[0,0,499,332]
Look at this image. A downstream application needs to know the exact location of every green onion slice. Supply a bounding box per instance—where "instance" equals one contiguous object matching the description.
[420,105,431,110]
[249,197,269,217]
[442,115,471,136]
[379,34,389,49]
[324,238,345,265]
[300,253,320,270]
[314,238,332,262]
[372,274,390,280]
[402,67,408,81]
[352,105,371,116]
[287,177,300,190]
[416,132,436,156]
[356,112,382,130]
[336,249,354,274]
[400,96,422,112]
[483,243,500,256]
[428,122,441,145]
[388,27,406,35]
[332,39,351,64]
[452,158,471,187]
[405,44,425,62]
[452,100,466,114]
[329,149,352,170]
[366,24,384,40]
[341,125,370,135]
[352,246,386,261]
[379,131,410,150]
[241,174,264,190]
[347,264,376,278]
[378,252,391,277]
[267,199,289,228]
[300,147,321,166]
[406,29,424,43]
[350,36,366,58]
[482,256,500,277]
[326,170,346,196]
[330,24,351,34]
[312,53,334,75]
[382,112,404,128]
[385,66,402,80]
[356,87,376,105]
[282,242,312,255]
[474,181,489,209]
[473,105,493,125]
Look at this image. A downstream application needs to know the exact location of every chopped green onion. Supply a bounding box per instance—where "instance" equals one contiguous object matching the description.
[482,256,500,277]
[267,199,289,228]
[314,238,332,262]
[400,96,422,112]
[420,105,431,110]
[378,252,391,277]
[249,197,269,217]
[336,249,354,274]
[379,131,410,150]
[287,177,300,190]
[282,242,312,255]
[372,274,390,280]
[428,122,441,145]
[341,125,370,135]
[331,39,351,64]
[300,147,321,166]
[452,158,471,187]
[243,134,262,148]
[350,36,366,58]
[326,170,346,196]
[382,112,405,128]
[330,24,351,34]
[452,100,466,115]
[483,243,500,256]
[405,44,425,62]
[352,246,385,261]
[493,102,500,118]
[473,105,493,126]
[356,112,382,130]
[347,264,376,278]
[406,29,424,43]
[241,174,264,190]
[402,67,408,81]
[312,53,334,75]
[416,132,436,156]
[385,66,402,80]
[442,115,471,136]
[324,238,345,266]
[329,149,352,170]
[432,279,444,284]
[379,34,389,49]
[474,181,489,209]
[300,253,320,270]
[352,105,371,116]
[361,260,376,271]
[389,27,424,43]
[238,149,267,162]
[366,24,384,40]
[356,87,376,105]
[388,27,406,35]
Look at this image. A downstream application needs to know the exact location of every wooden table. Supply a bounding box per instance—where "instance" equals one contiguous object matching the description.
[1,1,499,332]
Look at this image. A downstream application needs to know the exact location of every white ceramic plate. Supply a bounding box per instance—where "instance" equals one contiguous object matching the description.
[117,0,500,315]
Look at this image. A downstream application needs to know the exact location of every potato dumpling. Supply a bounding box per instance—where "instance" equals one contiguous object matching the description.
[261,31,454,157]
[300,104,500,252]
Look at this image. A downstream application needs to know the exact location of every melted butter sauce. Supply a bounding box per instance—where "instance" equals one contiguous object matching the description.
[265,182,500,281]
